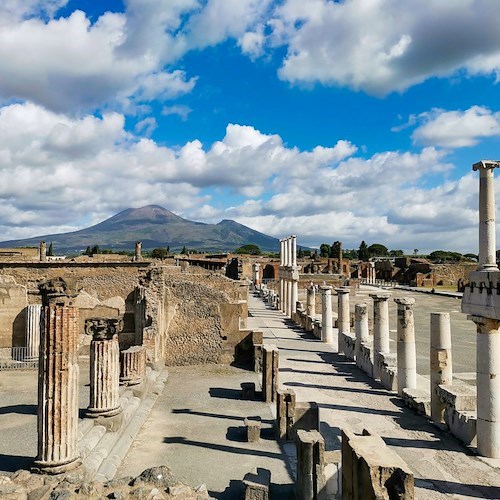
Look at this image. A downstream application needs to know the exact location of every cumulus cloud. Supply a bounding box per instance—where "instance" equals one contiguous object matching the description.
[161,104,192,121]
[411,106,500,148]
[266,0,500,95]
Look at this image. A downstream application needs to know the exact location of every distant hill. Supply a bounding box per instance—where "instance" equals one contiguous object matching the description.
[0,205,280,253]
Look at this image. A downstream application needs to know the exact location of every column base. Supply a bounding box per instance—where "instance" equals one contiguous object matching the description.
[32,456,81,475]
[85,405,123,418]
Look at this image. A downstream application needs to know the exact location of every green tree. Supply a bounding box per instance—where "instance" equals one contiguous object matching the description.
[151,247,169,259]
[297,246,304,258]
[429,250,463,262]
[358,241,369,261]
[47,242,54,256]
[389,249,404,257]
[319,243,331,258]
[330,241,341,258]
[464,253,478,262]
[235,244,261,255]
[368,243,388,257]
[181,246,188,255]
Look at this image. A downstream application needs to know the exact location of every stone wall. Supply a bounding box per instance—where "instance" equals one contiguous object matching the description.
[0,275,27,347]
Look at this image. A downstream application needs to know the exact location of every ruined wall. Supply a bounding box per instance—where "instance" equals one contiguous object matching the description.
[0,276,27,347]
[431,263,476,286]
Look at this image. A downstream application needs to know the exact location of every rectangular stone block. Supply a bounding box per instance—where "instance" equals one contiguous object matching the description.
[402,388,431,417]
[276,389,296,441]
[243,468,271,500]
[444,408,477,446]
[294,402,320,436]
[244,416,262,443]
[254,343,263,374]
[342,428,414,500]
[241,382,256,400]
[437,381,477,411]
[343,333,356,361]
[296,430,326,500]
[262,344,279,403]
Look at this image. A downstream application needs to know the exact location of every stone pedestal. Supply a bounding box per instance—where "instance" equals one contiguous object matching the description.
[25,304,42,361]
[34,303,80,474]
[337,287,350,354]
[86,318,122,418]
[370,293,391,379]
[430,312,453,423]
[320,286,334,347]
[262,344,279,403]
[470,315,500,457]
[296,430,325,500]
[395,297,416,396]
[120,346,146,386]
[354,303,369,360]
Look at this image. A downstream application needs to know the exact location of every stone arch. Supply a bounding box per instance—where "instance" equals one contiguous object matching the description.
[263,264,275,279]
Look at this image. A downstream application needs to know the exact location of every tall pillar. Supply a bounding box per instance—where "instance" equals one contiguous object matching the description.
[287,237,293,267]
[470,315,500,457]
[430,312,452,423]
[296,430,325,500]
[25,304,42,361]
[39,241,47,262]
[283,238,289,267]
[320,286,334,346]
[280,277,285,313]
[337,287,350,354]
[395,297,416,395]
[262,344,279,403]
[371,292,391,378]
[86,318,122,418]
[287,276,292,318]
[135,241,142,261]
[354,303,369,359]
[338,241,343,275]
[306,285,315,318]
[280,239,285,313]
[291,235,297,267]
[473,161,500,271]
[34,289,80,473]
[291,279,298,315]
[252,263,261,288]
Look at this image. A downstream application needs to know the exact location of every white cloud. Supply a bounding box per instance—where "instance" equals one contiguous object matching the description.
[411,106,500,148]
[162,104,192,121]
[238,25,265,60]
[266,0,500,95]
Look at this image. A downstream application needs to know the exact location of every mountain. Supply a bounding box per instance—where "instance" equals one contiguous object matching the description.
[0,205,280,253]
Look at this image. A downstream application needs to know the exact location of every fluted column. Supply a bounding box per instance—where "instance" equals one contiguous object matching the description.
[34,303,80,473]
[120,346,146,386]
[395,297,417,395]
[320,286,334,346]
[86,318,122,418]
[25,304,42,361]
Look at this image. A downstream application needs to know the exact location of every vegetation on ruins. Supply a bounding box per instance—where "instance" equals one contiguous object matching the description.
[150,247,170,259]
[235,243,261,255]
[358,241,370,261]
[367,243,389,256]
[47,242,54,256]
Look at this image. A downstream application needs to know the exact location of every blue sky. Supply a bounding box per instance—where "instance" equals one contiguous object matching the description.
[0,0,499,253]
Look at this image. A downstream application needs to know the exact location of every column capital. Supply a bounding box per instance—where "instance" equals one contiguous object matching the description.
[85,318,122,340]
[320,285,332,292]
[336,287,350,295]
[473,160,500,172]
[467,315,500,333]
[370,292,391,301]
[394,297,415,307]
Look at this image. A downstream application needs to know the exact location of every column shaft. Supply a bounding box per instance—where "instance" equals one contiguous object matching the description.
[321,286,334,347]
[26,304,42,361]
[337,288,350,354]
[371,293,391,378]
[355,303,369,358]
[395,297,416,395]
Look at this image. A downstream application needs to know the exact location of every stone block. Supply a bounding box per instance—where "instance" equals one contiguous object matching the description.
[324,450,342,498]
[241,382,256,400]
[254,344,263,374]
[444,408,477,446]
[276,389,296,441]
[378,352,398,391]
[294,402,320,436]
[402,387,431,416]
[357,342,373,378]
[343,333,356,361]
[436,381,477,411]
[244,416,262,443]
[262,344,279,403]
[296,430,326,500]
[243,468,271,500]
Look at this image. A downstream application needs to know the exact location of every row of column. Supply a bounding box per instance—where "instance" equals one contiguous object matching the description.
[279,235,299,318]
[32,296,145,474]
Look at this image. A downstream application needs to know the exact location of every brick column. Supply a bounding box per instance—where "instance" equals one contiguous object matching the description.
[34,298,80,473]
[86,318,123,418]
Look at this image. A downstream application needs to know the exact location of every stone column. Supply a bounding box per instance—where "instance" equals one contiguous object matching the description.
[338,241,343,275]
[430,312,453,423]
[120,346,147,386]
[280,277,285,313]
[34,301,80,473]
[320,286,334,346]
[86,318,123,418]
[371,292,391,378]
[39,241,47,262]
[291,278,298,315]
[306,285,315,318]
[337,287,350,354]
[135,241,142,261]
[252,263,261,288]
[25,304,42,361]
[296,430,325,500]
[473,160,500,271]
[395,297,417,395]
[291,235,297,267]
[470,315,500,458]
[287,276,292,318]
[354,303,369,359]
[262,344,279,403]
[287,237,293,267]
[283,238,289,267]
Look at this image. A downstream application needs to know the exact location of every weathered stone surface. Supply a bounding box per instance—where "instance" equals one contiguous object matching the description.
[244,416,262,443]
[296,430,326,500]
[243,468,270,500]
[0,275,27,348]
[262,344,278,403]
[436,380,477,411]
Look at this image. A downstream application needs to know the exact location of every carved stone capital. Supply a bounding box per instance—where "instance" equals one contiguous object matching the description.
[85,318,122,340]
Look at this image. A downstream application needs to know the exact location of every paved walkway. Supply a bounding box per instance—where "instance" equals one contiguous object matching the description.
[247,293,500,499]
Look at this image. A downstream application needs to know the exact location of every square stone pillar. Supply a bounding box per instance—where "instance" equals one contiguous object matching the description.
[296,430,326,500]
[276,388,296,441]
[262,344,279,403]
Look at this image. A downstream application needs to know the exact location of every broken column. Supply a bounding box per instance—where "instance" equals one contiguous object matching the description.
[135,241,142,262]
[370,292,391,379]
[25,304,42,361]
[354,303,369,359]
[430,312,453,423]
[120,346,147,386]
[252,263,261,288]
[34,279,80,473]
[320,286,334,346]
[262,344,279,403]
[337,287,350,354]
[86,318,123,418]
[306,285,316,318]
[395,297,417,395]
[39,241,47,262]
[296,430,325,500]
